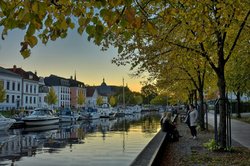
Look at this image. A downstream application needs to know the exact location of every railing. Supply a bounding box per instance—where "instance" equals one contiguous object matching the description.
[214,98,231,148]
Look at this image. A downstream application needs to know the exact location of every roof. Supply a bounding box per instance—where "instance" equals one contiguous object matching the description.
[44,74,70,86]
[68,78,85,88]
[0,66,21,78]
[86,86,96,97]
[7,66,39,81]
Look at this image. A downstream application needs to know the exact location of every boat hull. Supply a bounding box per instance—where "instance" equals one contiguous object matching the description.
[0,119,16,130]
[23,118,59,126]
[59,115,80,122]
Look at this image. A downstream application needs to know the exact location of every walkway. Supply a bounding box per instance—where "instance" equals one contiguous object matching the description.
[207,112,250,149]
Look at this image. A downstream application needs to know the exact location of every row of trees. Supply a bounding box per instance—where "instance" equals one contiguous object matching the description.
[1,0,249,149]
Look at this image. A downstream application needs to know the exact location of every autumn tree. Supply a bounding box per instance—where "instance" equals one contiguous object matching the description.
[141,84,158,104]
[150,95,169,106]
[109,1,250,148]
[46,87,57,108]
[226,51,250,118]
[109,96,116,107]
[96,96,103,106]
[155,52,214,130]
[0,81,6,103]
[134,95,143,105]
[77,91,85,107]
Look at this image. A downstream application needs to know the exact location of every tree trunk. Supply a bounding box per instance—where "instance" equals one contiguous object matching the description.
[236,91,241,118]
[198,90,205,130]
[217,70,227,149]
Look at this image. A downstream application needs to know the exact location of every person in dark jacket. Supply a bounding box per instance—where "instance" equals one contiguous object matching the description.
[160,112,180,141]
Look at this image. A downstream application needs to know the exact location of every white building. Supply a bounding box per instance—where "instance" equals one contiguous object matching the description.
[44,75,71,109]
[0,67,22,110]
[86,87,99,107]
[38,77,49,108]
[8,66,39,110]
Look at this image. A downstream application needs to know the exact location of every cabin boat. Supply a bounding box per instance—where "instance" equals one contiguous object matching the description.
[22,108,59,126]
[80,107,100,120]
[59,108,80,122]
[98,103,113,118]
[0,114,16,130]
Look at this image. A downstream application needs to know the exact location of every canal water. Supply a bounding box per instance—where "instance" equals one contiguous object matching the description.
[0,112,161,166]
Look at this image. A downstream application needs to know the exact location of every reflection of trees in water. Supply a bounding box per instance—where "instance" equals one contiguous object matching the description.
[112,118,130,132]
[140,113,161,133]
[110,113,161,133]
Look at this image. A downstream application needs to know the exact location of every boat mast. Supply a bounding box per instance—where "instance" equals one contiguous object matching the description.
[123,78,125,109]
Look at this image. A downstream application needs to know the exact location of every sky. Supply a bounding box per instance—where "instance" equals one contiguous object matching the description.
[0,28,143,92]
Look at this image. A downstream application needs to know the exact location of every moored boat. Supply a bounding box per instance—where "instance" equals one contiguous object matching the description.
[22,108,59,126]
[59,108,80,122]
[0,114,16,130]
[80,107,100,120]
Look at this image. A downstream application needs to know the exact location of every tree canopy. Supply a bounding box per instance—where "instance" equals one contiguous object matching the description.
[96,96,103,106]
[46,87,57,106]
[77,91,85,106]
[0,81,6,103]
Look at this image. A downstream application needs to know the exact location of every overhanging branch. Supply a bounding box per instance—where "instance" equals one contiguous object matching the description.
[225,10,250,62]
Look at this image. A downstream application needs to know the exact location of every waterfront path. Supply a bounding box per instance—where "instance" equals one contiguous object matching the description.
[207,112,250,149]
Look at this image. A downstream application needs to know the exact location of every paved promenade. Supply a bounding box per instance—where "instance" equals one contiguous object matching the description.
[207,112,250,149]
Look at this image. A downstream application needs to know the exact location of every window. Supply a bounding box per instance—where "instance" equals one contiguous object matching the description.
[12,82,15,91]
[26,84,28,93]
[33,97,36,104]
[7,81,10,90]
[30,97,32,104]
[26,96,28,104]
[30,85,33,93]
[6,95,9,103]
[12,95,15,103]
[34,86,36,94]
[17,82,20,91]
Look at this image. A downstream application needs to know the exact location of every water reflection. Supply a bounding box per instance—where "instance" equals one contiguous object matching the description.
[0,112,161,166]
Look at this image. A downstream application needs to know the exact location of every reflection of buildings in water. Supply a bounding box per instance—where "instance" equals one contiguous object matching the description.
[0,134,39,159]
[0,113,161,165]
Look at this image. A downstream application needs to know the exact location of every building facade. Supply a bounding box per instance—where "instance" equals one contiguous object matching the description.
[0,67,22,110]
[8,66,39,110]
[44,75,71,109]
[69,76,86,109]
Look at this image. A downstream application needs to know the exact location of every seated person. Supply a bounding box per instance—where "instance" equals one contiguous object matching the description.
[160,112,180,141]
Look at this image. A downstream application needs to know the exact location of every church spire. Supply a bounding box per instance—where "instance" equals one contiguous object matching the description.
[74,70,76,80]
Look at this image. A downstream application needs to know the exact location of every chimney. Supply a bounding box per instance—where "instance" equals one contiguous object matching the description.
[70,76,73,79]
[34,70,37,75]
[13,65,17,72]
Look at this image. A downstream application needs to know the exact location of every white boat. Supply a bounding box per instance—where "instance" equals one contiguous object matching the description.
[114,107,125,117]
[59,108,80,122]
[0,114,16,130]
[22,108,59,126]
[80,107,100,120]
[98,103,113,118]
[132,105,142,113]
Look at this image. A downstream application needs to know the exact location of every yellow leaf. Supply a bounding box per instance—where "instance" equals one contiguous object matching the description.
[147,22,157,35]
[20,49,31,59]
[32,2,39,12]
[28,36,38,48]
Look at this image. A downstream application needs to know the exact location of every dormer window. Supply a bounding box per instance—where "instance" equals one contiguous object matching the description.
[29,74,33,79]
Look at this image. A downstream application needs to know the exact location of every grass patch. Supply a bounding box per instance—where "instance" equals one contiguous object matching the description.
[181,147,250,166]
